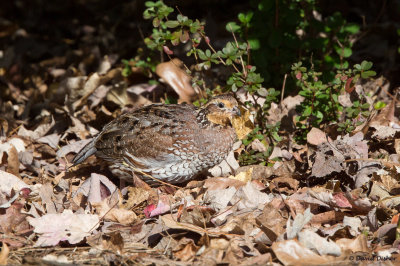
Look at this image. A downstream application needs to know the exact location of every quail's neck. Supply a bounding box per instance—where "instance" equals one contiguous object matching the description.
[196,108,211,128]
[196,108,232,128]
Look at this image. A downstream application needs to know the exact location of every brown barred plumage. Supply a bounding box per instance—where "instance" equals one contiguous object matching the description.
[72,94,240,184]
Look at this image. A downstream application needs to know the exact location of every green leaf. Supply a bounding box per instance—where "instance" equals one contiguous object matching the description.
[315,111,324,120]
[272,132,282,142]
[361,103,370,109]
[165,20,179,28]
[257,87,268,96]
[177,14,188,23]
[332,94,338,103]
[197,50,207,60]
[238,13,246,23]
[303,106,312,116]
[374,101,386,110]
[362,111,370,117]
[361,70,376,79]
[143,10,152,19]
[360,60,373,70]
[226,22,241,32]
[248,39,260,50]
[256,134,264,140]
[145,1,156,7]
[340,47,352,58]
[153,17,161,27]
[343,23,360,34]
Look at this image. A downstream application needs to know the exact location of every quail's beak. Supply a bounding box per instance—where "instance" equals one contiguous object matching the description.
[232,106,241,117]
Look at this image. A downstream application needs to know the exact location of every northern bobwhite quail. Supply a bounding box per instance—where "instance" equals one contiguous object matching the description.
[72,94,241,184]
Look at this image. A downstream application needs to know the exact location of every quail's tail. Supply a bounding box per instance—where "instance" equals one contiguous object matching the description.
[71,140,97,166]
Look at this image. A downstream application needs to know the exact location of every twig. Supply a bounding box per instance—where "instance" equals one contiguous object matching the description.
[281,74,287,103]
[229,24,247,78]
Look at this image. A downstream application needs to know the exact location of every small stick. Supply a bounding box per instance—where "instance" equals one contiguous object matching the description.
[281,74,287,103]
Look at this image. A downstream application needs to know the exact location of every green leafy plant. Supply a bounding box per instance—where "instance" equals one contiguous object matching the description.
[292,60,376,139]
[227,0,360,88]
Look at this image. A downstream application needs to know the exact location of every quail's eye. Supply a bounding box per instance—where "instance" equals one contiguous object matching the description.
[217,102,225,108]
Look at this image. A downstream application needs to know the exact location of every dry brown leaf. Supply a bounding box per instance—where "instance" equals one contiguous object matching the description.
[92,199,137,225]
[155,58,196,103]
[173,239,198,262]
[38,183,57,214]
[123,187,150,209]
[0,242,9,265]
[204,177,245,190]
[228,167,253,183]
[0,170,30,196]
[101,232,124,254]
[310,210,345,224]
[231,106,254,140]
[235,165,274,180]
[395,139,400,154]
[257,203,287,241]
[161,214,208,236]
[307,127,330,146]
[27,209,100,247]
[298,229,341,256]
[73,68,122,110]
[5,144,19,176]
[272,239,336,265]
[371,96,396,127]
[0,202,30,234]
[336,234,369,253]
[251,138,267,152]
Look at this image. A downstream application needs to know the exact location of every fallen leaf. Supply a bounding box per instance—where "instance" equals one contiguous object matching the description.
[155,58,196,103]
[27,209,100,247]
[336,234,369,253]
[231,106,253,140]
[0,242,9,265]
[307,127,330,146]
[0,170,29,196]
[287,207,313,239]
[298,229,341,256]
[272,239,335,265]
[92,198,137,225]
[228,167,252,183]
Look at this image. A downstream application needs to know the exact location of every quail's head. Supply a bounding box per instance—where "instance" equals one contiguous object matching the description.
[203,94,241,126]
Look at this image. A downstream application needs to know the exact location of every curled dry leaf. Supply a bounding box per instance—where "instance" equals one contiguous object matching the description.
[155,58,196,103]
[287,207,313,239]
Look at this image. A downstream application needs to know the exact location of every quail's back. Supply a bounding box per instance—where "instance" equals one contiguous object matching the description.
[72,94,240,184]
